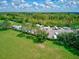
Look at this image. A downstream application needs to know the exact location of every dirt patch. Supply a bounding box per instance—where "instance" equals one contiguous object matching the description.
[37,44,45,48]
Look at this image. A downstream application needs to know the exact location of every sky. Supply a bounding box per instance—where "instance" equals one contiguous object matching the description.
[0,0,79,12]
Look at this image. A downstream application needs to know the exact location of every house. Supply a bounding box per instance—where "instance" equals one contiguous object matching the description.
[12,24,74,39]
[47,26,73,39]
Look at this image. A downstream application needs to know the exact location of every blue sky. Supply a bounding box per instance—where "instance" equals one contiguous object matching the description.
[0,0,79,12]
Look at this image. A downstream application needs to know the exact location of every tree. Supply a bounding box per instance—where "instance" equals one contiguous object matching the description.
[35,29,48,43]
[0,19,11,30]
[57,32,79,50]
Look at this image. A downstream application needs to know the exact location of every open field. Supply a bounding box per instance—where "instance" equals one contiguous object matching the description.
[0,30,79,59]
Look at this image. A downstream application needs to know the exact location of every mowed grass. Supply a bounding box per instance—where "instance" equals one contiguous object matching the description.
[0,30,79,59]
[0,20,3,22]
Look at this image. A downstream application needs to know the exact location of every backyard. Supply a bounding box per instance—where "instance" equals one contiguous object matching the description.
[0,30,79,59]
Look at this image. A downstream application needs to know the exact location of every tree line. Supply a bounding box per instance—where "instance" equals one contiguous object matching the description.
[0,12,79,28]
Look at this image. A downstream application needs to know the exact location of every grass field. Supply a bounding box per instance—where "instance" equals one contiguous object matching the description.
[0,30,79,59]
[0,20,4,23]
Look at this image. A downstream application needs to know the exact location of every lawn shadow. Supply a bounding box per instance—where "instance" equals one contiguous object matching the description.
[16,32,45,43]
[32,38,46,43]
[17,32,26,38]
[0,29,8,31]
[53,40,79,56]
[16,32,37,40]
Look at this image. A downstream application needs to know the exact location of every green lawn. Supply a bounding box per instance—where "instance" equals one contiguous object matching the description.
[0,30,79,59]
[0,20,4,23]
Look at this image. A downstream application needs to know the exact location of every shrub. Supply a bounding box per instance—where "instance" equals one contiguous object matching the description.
[0,19,11,30]
[35,30,48,43]
[57,32,79,50]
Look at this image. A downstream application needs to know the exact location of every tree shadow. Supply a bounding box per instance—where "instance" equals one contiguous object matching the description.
[16,32,36,40]
[16,32,46,43]
[17,32,34,39]
[0,29,8,31]
[53,40,79,56]
[17,32,26,38]
[64,46,79,56]
[33,38,46,43]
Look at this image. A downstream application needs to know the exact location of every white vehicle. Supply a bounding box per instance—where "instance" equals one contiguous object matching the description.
[12,25,22,30]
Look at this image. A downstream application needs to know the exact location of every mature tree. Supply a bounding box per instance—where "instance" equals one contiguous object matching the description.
[0,19,11,30]
[57,32,79,50]
[35,29,48,43]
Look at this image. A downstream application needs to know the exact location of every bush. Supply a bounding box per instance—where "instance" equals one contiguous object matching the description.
[35,30,48,43]
[0,19,11,30]
[57,32,79,50]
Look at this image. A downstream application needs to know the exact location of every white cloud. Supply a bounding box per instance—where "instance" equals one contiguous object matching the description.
[32,1,52,9]
[33,2,39,6]
[21,0,26,3]
[24,3,32,8]
[44,1,60,8]
[19,3,32,8]
[10,0,79,10]
[0,0,8,9]
[68,1,78,7]
[12,0,26,6]
[63,0,79,8]
[60,0,64,2]
[12,0,30,9]
[12,2,18,8]
[45,5,51,8]
[12,2,15,6]
[11,0,61,10]
[45,0,51,2]
[13,0,26,3]
[39,4,46,8]
[0,0,8,5]
[32,2,40,9]
[70,1,77,5]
